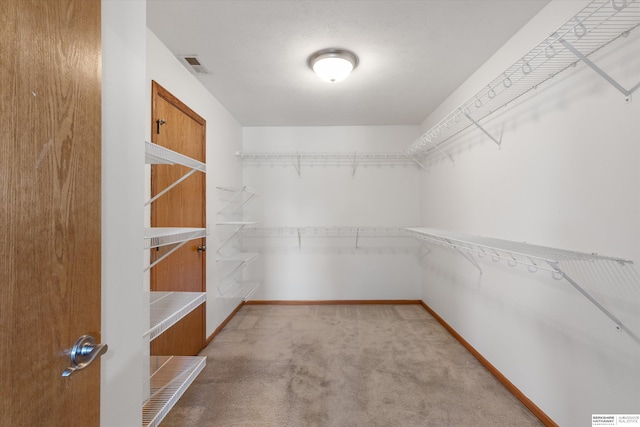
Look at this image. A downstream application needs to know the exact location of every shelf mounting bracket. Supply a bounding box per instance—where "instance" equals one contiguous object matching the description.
[557,34,639,102]
[545,260,624,331]
[145,240,191,272]
[424,136,455,165]
[454,247,483,274]
[220,260,248,283]
[217,223,250,255]
[352,152,358,177]
[464,111,502,147]
[294,152,301,176]
[409,156,429,172]
[145,169,197,206]
[217,186,255,216]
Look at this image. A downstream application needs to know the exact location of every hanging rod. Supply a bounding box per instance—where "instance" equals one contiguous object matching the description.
[236,151,427,176]
[406,227,637,332]
[406,0,640,158]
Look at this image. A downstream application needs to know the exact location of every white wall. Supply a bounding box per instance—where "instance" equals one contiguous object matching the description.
[242,126,423,300]
[418,1,640,425]
[146,30,245,337]
[101,1,146,425]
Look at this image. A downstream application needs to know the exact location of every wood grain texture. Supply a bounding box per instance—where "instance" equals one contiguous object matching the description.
[418,301,558,427]
[0,0,102,425]
[150,81,207,356]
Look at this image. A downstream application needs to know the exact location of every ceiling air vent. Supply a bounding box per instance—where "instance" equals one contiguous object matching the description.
[176,55,210,75]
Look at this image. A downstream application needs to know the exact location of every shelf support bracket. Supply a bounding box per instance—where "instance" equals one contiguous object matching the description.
[220,260,248,283]
[294,152,301,176]
[409,156,429,172]
[545,260,624,331]
[217,224,248,255]
[424,137,455,165]
[352,152,358,177]
[557,35,638,102]
[243,283,260,301]
[235,191,256,216]
[145,169,197,206]
[145,240,190,272]
[453,247,483,274]
[464,111,502,147]
[217,186,245,215]
[416,240,432,258]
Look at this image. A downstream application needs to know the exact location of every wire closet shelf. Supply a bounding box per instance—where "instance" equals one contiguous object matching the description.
[405,0,640,159]
[242,226,415,249]
[406,227,639,333]
[242,226,412,238]
[235,151,427,175]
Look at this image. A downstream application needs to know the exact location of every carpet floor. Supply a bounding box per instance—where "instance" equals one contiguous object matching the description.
[160,304,543,426]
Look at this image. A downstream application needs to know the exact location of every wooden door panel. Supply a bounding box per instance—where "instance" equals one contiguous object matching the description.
[150,82,206,356]
[150,307,205,356]
[0,0,102,425]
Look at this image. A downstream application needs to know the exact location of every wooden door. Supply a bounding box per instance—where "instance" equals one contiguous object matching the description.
[0,0,102,426]
[150,81,207,356]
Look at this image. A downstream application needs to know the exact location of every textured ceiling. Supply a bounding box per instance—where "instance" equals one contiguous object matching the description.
[147,0,550,126]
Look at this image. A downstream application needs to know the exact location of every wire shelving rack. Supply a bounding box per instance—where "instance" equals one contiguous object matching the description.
[405,0,640,160]
[406,227,639,332]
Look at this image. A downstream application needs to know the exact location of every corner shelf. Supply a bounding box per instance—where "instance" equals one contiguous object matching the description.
[142,356,207,427]
[405,0,640,160]
[405,227,638,332]
[145,141,206,206]
[218,280,261,301]
[216,185,261,301]
[145,292,207,341]
[216,186,257,216]
[216,221,259,254]
[236,151,427,176]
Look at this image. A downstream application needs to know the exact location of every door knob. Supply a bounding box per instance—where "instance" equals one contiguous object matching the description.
[197,245,207,253]
[62,334,108,377]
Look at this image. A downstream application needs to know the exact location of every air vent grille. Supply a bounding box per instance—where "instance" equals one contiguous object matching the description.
[176,55,210,75]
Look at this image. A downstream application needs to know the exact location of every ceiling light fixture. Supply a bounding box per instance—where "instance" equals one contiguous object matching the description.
[308,48,359,83]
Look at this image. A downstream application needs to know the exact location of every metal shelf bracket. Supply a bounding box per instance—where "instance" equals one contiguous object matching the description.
[464,110,502,147]
[145,240,190,272]
[545,260,624,331]
[454,246,484,274]
[216,186,257,216]
[406,227,634,332]
[146,169,197,207]
[556,32,639,102]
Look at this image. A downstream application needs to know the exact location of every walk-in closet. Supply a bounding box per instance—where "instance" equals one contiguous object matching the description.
[111,0,640,425]
[5,0,638,426]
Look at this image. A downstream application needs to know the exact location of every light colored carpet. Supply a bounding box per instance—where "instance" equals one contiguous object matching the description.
[160,304,543,426]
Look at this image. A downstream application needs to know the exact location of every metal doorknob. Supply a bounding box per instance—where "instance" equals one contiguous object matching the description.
[197,245,207,252]
[62,334,108,377]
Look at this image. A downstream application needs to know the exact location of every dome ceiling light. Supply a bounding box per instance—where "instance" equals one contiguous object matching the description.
[307,48,359,83]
